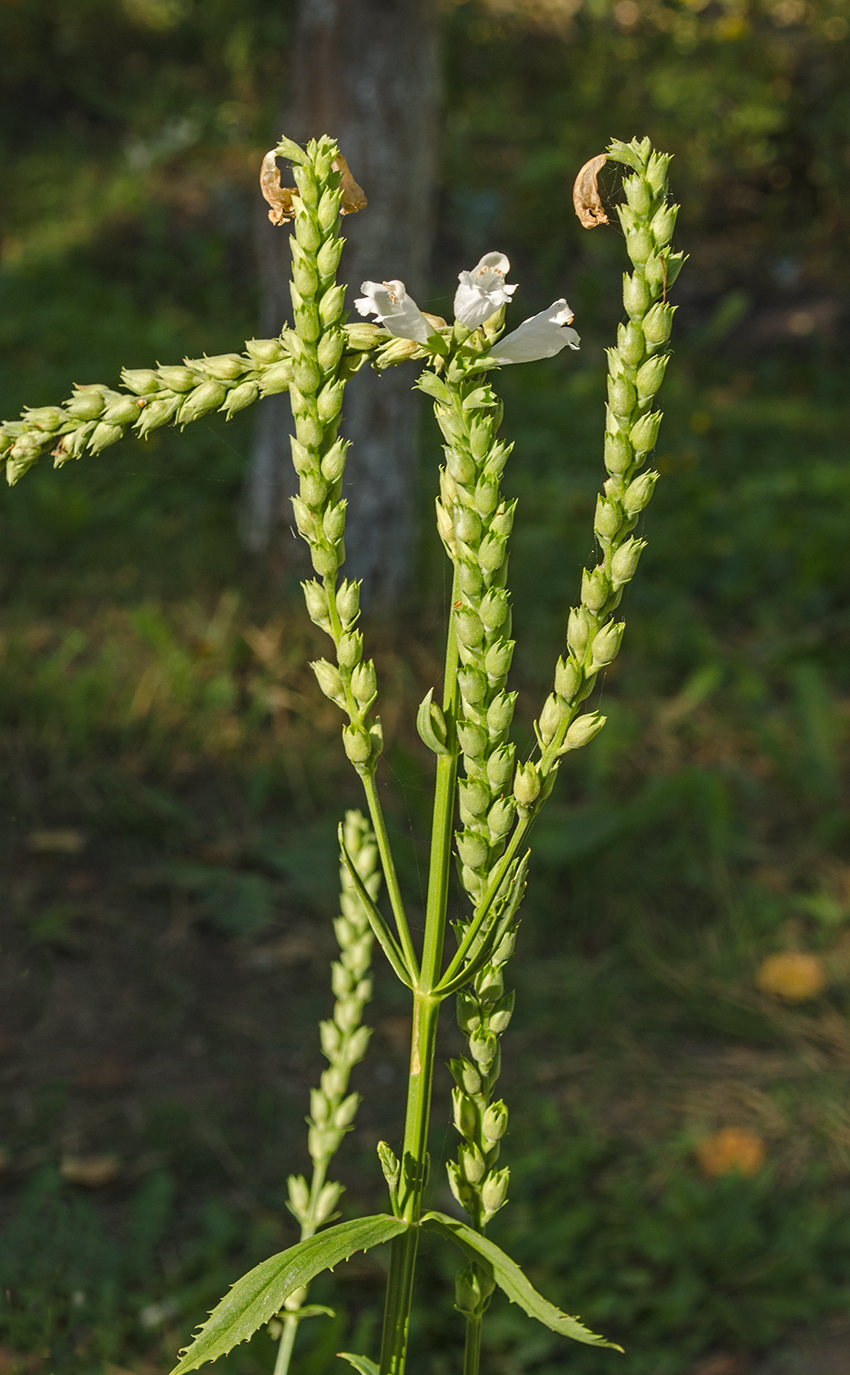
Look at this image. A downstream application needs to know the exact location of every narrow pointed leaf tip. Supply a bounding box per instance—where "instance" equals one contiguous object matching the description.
[338,1355,380,1375]
[421,1212,621,1351]
[169,1215,407,1374]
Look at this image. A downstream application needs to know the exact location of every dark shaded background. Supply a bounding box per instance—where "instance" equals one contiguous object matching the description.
[1,2,850,1373]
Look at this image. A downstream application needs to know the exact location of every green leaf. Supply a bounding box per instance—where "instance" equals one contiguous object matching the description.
[421,1213,620,1351]
[416,687,450,756]
[284,1304,335,1322]
[337,1354,380,1375]
[170,1215,408,1374]
[414,370,452,405]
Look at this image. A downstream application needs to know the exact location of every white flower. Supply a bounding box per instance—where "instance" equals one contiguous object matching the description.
[484,300,580,365]
[453,251,518,330]
[354,279,432,345]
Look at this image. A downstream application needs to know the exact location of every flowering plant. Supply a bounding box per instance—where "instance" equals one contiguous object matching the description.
[0,132,682,1375]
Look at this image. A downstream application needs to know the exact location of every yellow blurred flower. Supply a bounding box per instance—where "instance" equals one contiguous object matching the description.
[695,1128,767,1179]
[756,951,827,1002]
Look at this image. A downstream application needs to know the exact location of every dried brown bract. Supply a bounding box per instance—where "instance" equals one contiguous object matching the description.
[260,150,367,226]
[573,153,609,229]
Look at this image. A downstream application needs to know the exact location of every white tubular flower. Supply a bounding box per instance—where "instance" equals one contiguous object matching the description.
[485,300,580,365]
[453,251,518,330]
[354,279,432,345]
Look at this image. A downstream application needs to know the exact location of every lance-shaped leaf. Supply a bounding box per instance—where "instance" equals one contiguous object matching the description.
[338,824,416,987]
[338,1354,380,1375]
[421,1212,620,1350]
[170,1214,408,1374]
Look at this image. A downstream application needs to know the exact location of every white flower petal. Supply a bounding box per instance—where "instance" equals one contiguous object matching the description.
[354,278,432,345]
[485,299,580,365]
[453,250,518,329]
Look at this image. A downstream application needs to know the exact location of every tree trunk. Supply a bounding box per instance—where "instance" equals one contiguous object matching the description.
[242,0,440,608]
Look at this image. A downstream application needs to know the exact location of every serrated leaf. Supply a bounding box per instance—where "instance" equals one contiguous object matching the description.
[337,1354,380,1375]
[421,1212,620,1350]
[170,1215,407,1374]
[414,371,452,405]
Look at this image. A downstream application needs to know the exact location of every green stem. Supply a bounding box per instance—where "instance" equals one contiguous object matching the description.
[463,1313,483,1375]
[378,577,461,1375]
[274,1316,299,1375]
[273,1160,329,1375]
[436,813,531,992]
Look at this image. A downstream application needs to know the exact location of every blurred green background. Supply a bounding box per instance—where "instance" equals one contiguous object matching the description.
[1,1,850,1373]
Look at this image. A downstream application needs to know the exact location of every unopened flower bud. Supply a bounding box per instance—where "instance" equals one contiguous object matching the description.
[608,374,636,421]
[314,1180,344,1224]
[482,1100,508,1143]
[320,1020,341,1057]
[450,1057,483,1096]
[246,337,286,365]
[310,1088,331,1125]
[567,607,592,658]
[317,330,345,373]
[333,1092,359,1129]
[611,537,646,585]
[554,656,583,701]
[343,725,372,765]
[456,990,481,1035]
[487,795,515,840]
[474,478,499,518]
[459,779,490,823]
[458,667,488,706]
[484,638,514,679]
[486,743,515,791]
[636,353,669,401]
[479,587,509,631]
[459,1141,487,1184]
[302,580,330,627]
[67,389,106,420]
[452,1087,479,1140]
[591,620,625,668]
[478,533,507,572]
[447,1159,476,1212]
[513,761,541,808]
[650,202,677,246]
[457,721,488,760]
[490,503,515,539]
[121,368,162,396]
[223,380,260,415]
[319,284,346,326]
[455,607,485,649]
[337,631,362,669]
[642,301,674,347]
[454,507,482,546]
[564,711,607,751]
[336,579,361,625]
[455,1266,493,1317]
[351,660,377,705]
[311,543,340,579]
[481,1166,510,1216]
[158,366,197,393]
[595,496,622,541]
[457,829,489,871]
[629,409,663,455]
[192,353,247,382]
[486,691,516,736]
[617,320,645,368]
[323,501,347,545]
[344,321,382,351]
[287,1174,310,1218]
[312,658,346,707]
[317,236,344,279]
[581,567,610,613]
[180,380,227,423]
[317,379,344,423]
[623,271,651,320]
[538,693,562,745]
[624,174,652,217]
[623,470,658,514]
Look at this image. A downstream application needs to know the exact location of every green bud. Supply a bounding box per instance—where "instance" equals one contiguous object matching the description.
[607,373,636,422]
[469,415,493,461]
[291,495,317,538]
[294,162,319,207]
[312,658,346,707]
[158,366,197,393]
[179,380,227,423]
[319,284,346,326]
[222,380,260,415]
[483,441,511,479]
[513,761,541,808]
[646,151,671,196]
[323,500,347,545]
[595,495,622,541]
[623,271,651,320]
[190,354,247,382]
[450,1057,483,1096]
[490,503,515,539]
[344,321,382,351]
[300,472,329,507]
[642,301,674,347]
[351,660,377,706]
[484,638,514,679]
[314,1180,344,1225]
[89,422,124,454]
[293,255,319,299]
[260,361,294,395]
[611,537,646,585]
[317,330,344,373]
[457,829,489,871]
[342,724,372,765]
[310,1087,331,1125]
[317,379,345,423]
[591,620,625,668]
[644,253,666,291]
[287,1174,310,1219]
[321,439,349,483]
[487,795,515,841]
[320,1020,341,1057]
[630,409,663,454]
[446,444,476,484]
[491,928,517,966]
[564,711,606,751]
[581,567,610,614]
[455,607,485,649]
[459,1140,487,1184]
[650,202,678,246]
[482,1100,508,1143]
[488,990,515,1034]
[567,607,592,658]
[24,406,66,432]
[624,174,652,217]
[454,506,482,546]
[290,437,316,477]
[136,395,180,436]
[538,693,563,745]
[337,630,362,670]
[618,321,645,367]
[452,1087,479,1140]
[66,389,105,420]
[317,187,341,232]
[627,225,653,265]
[474,478,499,518]
[458,562,484,598]
[311,543,340,578]
[295,210,322,253]
[555,656,583,701]
[456,989,481,1035]
[458,667,488,706]
[479,587,509,631]
[486,690,516,735]
[457,721,488,761]
[459,778,491,823]
[478,534,507,572]
[121,368,161,396]
[336,579,361,626]
[345,1025,371,1061]
[486,743,515,791]
[469,1024,497,1066]
[604,427,632,476]
[481,1166,510,1216]
[447,1159,476,1212]
[455,1266,494,1317]
[245,338,286,364]
[623,469,658,514]
[636,353,669,401]
[294,357,321,394]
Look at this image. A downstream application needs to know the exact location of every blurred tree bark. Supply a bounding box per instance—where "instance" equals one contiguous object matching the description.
[243,0,440,608]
